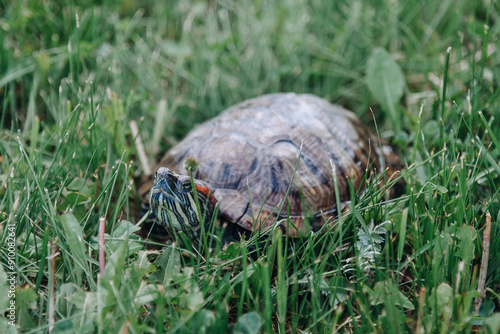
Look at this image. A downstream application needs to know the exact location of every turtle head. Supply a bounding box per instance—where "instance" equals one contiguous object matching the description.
[149,167,216,240]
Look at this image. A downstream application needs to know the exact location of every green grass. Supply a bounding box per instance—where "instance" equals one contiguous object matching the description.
[1,0,500,333]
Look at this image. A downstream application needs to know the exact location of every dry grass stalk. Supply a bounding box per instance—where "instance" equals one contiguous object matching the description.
[130,120,151,176]
[99,216,106,278]
[48,237,58,333]
[474,212,491,314]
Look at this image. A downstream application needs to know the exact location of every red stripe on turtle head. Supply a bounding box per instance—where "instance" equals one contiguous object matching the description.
[195,183,217,205]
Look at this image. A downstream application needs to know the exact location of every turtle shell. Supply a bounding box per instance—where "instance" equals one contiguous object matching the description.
[151,93,403,237]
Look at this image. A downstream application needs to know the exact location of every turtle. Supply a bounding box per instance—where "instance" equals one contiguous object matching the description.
[142,93,404,243]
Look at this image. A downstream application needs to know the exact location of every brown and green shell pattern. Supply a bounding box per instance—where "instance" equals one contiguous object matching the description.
[152,93,403,237]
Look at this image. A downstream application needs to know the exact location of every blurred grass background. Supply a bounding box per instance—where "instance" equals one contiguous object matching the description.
[1,0,500,333]
[3,0,497,153]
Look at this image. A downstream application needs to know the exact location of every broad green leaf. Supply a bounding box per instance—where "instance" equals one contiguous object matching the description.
[56,283,85,317]
[0,318,17,334]
[150,244,181,286]
[423,120,439,138]
[192,309,217,330]
[133,250,155,277]
[432,231,453,280]
[58,213,90,274]
[180,289,204,311]
[217,242,242,261]
[0,264,10,313]
[180,309,220,334]
[1,270,18,332]
[366,47,405,132]
[485,312,500,333]
[100,221,143,255]
[233,312,262,334]
[51,319,74,333]
[427,182,448,194]
[65,178,95,198]
[231,262,256,284]
[62,192,90,206]
[435,283,452,312]
[19,286,38,311]
[68,287,97,334]
[111,220,141,238]
[17,285,38,330]
[477,300,496,318]
[368,281,415,310]
[191,310,217,332]
[101,235,129,287]
[134,284,159,306]
[455,226,477,264]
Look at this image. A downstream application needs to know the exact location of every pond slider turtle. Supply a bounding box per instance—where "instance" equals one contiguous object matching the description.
[143,93,403,241]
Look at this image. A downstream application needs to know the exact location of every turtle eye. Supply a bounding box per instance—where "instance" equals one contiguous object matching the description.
[180,180,192,192]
